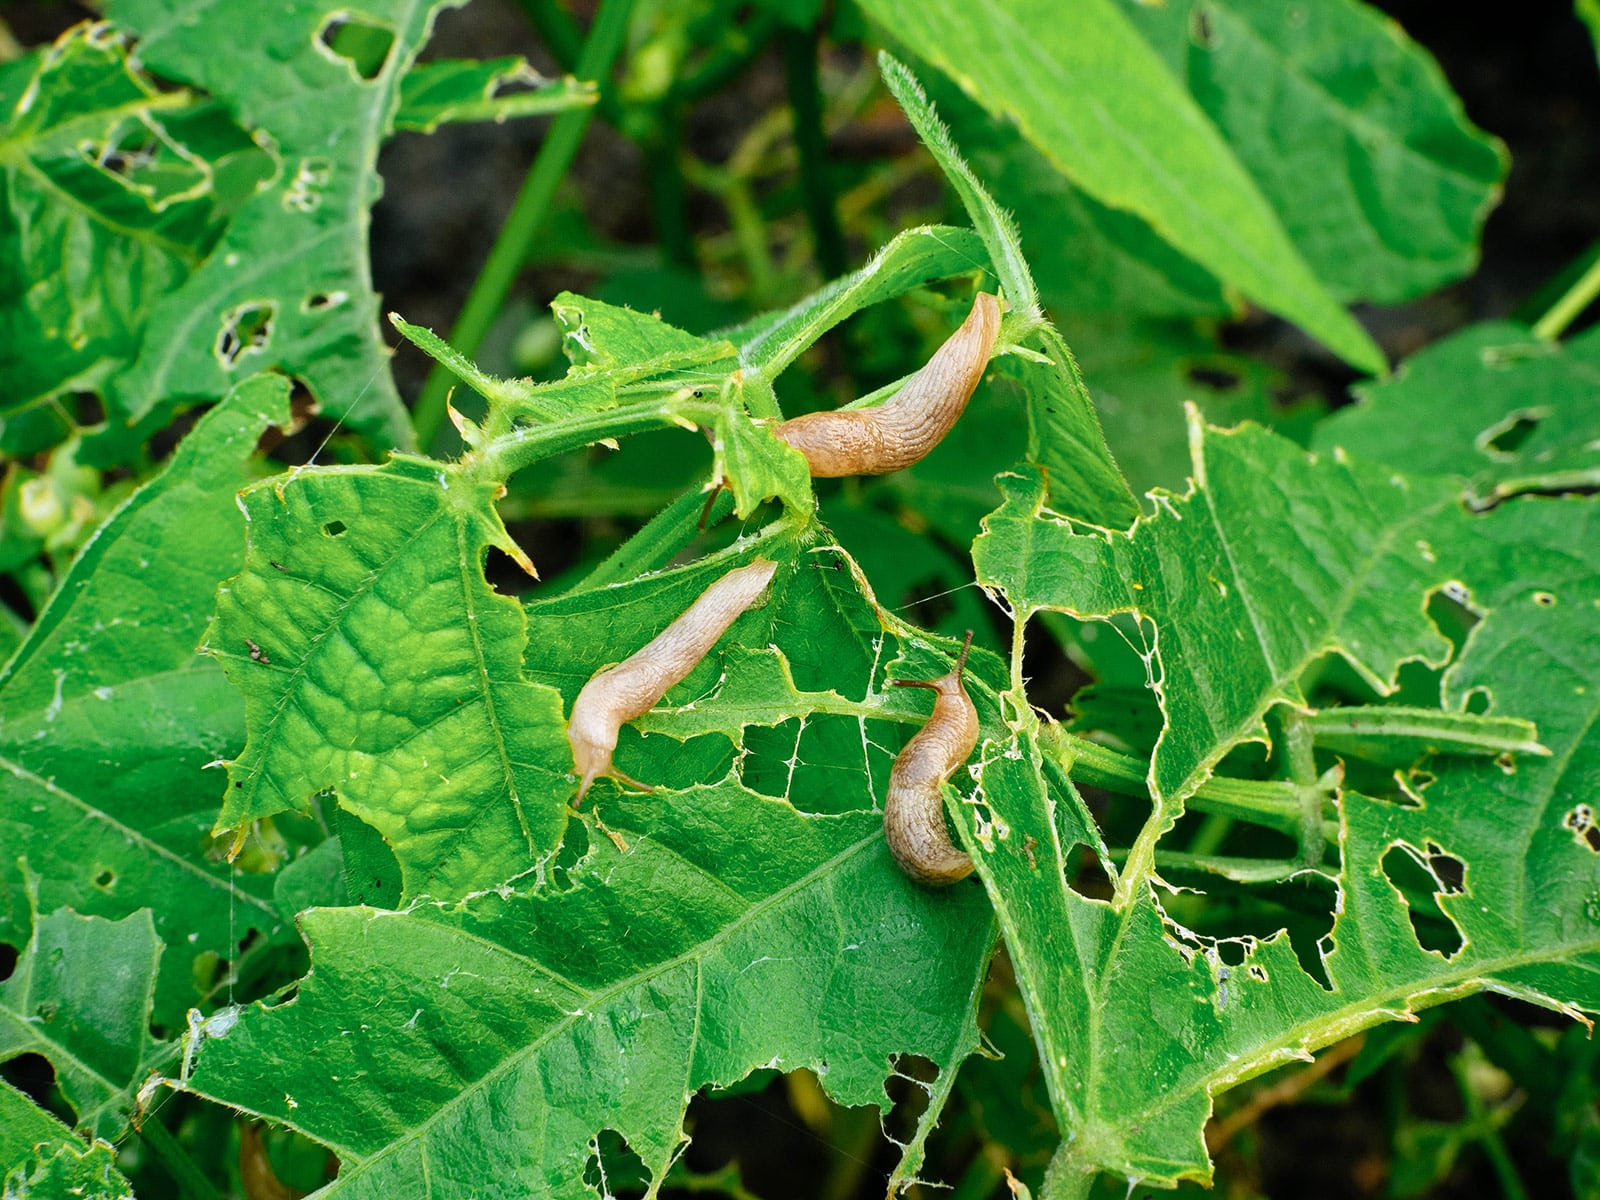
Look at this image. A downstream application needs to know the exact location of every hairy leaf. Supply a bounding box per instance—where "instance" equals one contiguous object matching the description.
[976,419,1465,898]
[965,491,1600,1190]
[208,457,570,901]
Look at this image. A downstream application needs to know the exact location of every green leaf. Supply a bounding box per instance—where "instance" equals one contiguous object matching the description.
[929,72,1229,319]
[0,1080,132,1200]
[551,291,734,375]
[975,420,1462,899]
[394,57,595,133]
[1121,0,1505,305]
[1315,321,1600,504]
[726,223,982,373]
[182,783,994,1198]
[208,456,571,901]
[0,903,164,1139]
[0,22,266,453]
[856,0,1385,374]
[982,492,1600,1190]
[0,375,292,1027]
[96,0,476,451]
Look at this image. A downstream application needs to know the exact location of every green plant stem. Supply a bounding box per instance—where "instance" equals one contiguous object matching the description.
[781,23,847,280]
[471,394,722,481]
[580,482,734,590]
[643,107,695,270]
[1532,245,1600,341]
[138,1115,225,1200]
[1039,724,1306,834]
[414,0,635,452]
[671,11,780,103]
[1453,1057,1530,1200]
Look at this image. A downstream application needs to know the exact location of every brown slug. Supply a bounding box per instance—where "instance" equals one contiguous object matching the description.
[566,558,778,802]
[773,292,1001,477]
[885,631,978,886]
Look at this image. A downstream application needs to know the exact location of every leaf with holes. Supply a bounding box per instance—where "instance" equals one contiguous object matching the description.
[1315,321,1600,505]
[0,375,291,1028]
[0,1079,133,1200]
[181,782,993,1198]
[958,489,1600,1190]
[0,903,167,1140]
[93,0,487,454]
[975,419,1467,899]
[394,57,594,133]
[0,22,269,454]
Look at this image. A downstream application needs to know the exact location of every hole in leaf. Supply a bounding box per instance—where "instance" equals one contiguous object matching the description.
[1191,5,1215,46]
[302,290,348,313]
[1185,362,1241,390]
[1563,805,1600,853]
[284,157,334,213]
[583,1129,648,1195]
[1067,841,1115,901]
[0,1053,56,1110]
[72,392,106,427]
[216,302,276,368]
[93,868,115,891]
[901,573,955,629]
[1381,844,1465,957]
[1463,687,1490,716]
[0,942,15,982]
[1425,843,1465,894]
[1532,590,1557,607]
[1479,409,1546,458]
[322,520,347,537]
[317,13,395,80]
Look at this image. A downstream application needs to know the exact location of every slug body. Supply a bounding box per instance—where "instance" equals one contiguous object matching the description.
[567,558,778,802]
[885,634,978,886]
[774,292,1002,477]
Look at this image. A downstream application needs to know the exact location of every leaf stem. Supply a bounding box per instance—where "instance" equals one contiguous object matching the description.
[474,394,722,481]
[413,0,635,452]
[1038,723,1306,834]
[579,481,734,590]
[137,1114,226,1200]
[1532,243,1600,341]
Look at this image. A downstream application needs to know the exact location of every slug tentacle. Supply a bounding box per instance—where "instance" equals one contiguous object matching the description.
[774,292,1001,477]
[884,631,978,886]
[567,558,779,802]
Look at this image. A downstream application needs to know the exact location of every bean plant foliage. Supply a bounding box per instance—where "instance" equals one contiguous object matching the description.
[1,1,1597,1198]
